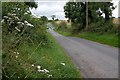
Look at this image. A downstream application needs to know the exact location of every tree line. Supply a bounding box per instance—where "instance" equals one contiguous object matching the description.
[64,1,118,34]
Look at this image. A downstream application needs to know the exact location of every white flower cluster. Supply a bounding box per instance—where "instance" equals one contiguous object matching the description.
[3,16,8,19]
[2,12,35,33]
[24,21,34,27]
[31,64,50,73]
[24,12,28,15]
[1,19,4,23]
[7,13,19,21]
[31,64,52,77]
[60,62,65,66]
[14,51,20,55]
[37,65,49,73]
[38,69,49,73]
[14,51,20,58]
[17,22,24,26]
[48,74,52,77]
[8,13,16,16]
[32,64,34,67]
[15,27,21,32]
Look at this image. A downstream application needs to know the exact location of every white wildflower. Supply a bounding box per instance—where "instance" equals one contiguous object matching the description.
[8,17,12,20]
[8,13,16,17]
[24,21,28,24]
[60,63,65,66]
[8,13,11,15]
[24,12,28,15]
[7,20,9,22]
[38,69,44,72]
[18,8,20,10]
[15,27,21,32]
[43,69,49,73]
[24,21,34,27]
[27,10,30,13]
[48,74,52,77]
[37,68,49,73]
[17,52,19,55]
[32,64,34,67]
[17,22,21,24]
[1,19,4,23]
[17,22,24,25]
[26,23,34,27]
[12,13,16,16]
[3,16,8,19]
[21,22,24,25]
[37,66,41,69]
[15,16,19,20]
[14,52,17,54]
[16,56,18,58]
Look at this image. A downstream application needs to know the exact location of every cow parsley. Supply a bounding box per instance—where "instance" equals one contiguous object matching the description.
[60,63,65,66]
[15,27,21,32]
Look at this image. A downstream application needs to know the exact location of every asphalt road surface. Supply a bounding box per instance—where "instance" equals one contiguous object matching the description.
[47,23,118,78]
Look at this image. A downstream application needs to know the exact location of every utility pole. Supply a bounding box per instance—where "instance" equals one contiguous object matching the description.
[118,1,120,24]
[86,0,88,31]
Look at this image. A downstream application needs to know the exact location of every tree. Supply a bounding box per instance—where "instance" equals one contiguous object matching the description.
[55,19,59,21]
[64,2,86,33]
[40,16,48,24]
[24,2,38,8]
[51,15,56,20]
[99,2,115,22]
[64,2,115,33]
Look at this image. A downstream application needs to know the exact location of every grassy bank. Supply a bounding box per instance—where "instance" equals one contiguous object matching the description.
[74,32,119,47]
[57,30,71,36]
[56,30,119,47]
[3,32,81,78]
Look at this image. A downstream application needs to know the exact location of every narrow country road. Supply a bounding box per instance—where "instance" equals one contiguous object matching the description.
[47,23,118,78]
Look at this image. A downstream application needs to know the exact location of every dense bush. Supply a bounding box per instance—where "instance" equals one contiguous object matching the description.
[2,2,50,78]
[57,21,67,31]
[87,19,117,35]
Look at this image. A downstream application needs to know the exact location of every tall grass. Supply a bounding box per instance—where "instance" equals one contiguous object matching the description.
[2,31,81,78]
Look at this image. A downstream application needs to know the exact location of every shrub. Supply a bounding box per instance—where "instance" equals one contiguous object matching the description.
[57,21,67,31]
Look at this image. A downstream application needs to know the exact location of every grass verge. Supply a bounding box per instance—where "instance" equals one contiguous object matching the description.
[75,32,119,47]
[3,32,81,78]
[56,30,119,47]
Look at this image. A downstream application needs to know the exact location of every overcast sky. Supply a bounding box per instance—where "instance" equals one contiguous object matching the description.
[30,1,119,20]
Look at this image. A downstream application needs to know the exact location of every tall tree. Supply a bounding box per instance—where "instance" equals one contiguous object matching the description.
[40,16,48,23]
[51,15,56,20]
[64,1,115,33]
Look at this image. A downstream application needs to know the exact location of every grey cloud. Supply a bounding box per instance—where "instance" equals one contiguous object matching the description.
[30,1,68,20]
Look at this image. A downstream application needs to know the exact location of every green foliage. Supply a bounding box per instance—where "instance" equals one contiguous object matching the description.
[24,2,38,8]
[75,32,119,47]
[40,16,48,24]
[64,2,86,31]
[64,2,116,34]
[57,21,67,31]
[2,33,81,78]
[55,19,59,21]
[2,1,81,78]
[88,19,113,34]
[2,2,52,78]
[51,15,56,20]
